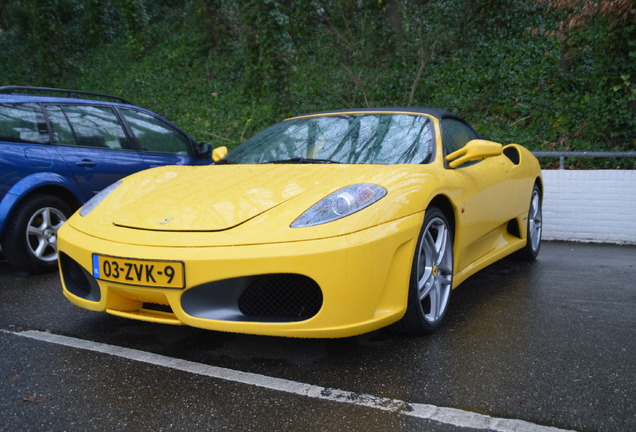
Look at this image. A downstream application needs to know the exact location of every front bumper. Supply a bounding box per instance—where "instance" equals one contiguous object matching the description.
[58,213,423,338]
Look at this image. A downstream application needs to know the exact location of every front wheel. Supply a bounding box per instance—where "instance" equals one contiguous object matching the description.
[1,195,72,274]
[396,207,453,335]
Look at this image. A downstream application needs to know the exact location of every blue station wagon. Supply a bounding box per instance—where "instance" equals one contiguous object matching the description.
[0,86,212,273]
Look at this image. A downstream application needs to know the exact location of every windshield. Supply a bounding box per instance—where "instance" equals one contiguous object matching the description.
[227,114,436,165]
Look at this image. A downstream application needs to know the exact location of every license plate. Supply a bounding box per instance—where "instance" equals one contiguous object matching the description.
[92,254,185,289]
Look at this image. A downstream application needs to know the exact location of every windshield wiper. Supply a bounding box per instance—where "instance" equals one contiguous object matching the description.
[265,157,342,164]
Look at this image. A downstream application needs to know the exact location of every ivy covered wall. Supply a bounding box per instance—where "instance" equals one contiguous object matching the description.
[0,0,633,166]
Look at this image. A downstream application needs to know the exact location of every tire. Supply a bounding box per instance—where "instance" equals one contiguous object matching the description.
[396,207,453,334]
[1,195,72,274]
[513,184,542,261]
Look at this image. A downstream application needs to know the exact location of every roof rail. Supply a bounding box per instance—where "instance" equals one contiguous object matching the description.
[0,86,132,105]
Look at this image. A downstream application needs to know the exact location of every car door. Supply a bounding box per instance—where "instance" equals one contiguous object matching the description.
[117,108,202,167]
[46,104,147,201]
[1,103,51,195]
[440,118,515,272]
[0,102,74,199]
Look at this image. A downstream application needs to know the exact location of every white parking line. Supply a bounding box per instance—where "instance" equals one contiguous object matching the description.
[9,330,575,432]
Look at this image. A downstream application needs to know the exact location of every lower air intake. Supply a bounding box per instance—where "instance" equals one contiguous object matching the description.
[238,274,322,320]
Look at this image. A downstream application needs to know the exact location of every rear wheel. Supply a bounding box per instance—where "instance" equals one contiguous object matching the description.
[514,184,542,261]
[1,195,72,274]
[396,207,453,334]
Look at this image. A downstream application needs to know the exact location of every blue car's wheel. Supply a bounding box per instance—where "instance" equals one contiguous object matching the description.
[396,207,453,334]
[2,194,71,274]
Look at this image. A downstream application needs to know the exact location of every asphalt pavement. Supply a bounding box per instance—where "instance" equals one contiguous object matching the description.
[0,241,634,432]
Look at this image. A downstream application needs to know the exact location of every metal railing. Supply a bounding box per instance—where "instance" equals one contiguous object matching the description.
[532,151,636,169]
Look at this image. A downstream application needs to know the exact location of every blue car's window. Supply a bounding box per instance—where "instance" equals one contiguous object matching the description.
[48,105,130,149]
[119,109,191,155]
[228,114,435,165]
[47,106,77,146]
[0,103,49,144]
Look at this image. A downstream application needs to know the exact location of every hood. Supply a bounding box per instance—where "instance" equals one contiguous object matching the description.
[70,164,438,246]
[111,165,315,231]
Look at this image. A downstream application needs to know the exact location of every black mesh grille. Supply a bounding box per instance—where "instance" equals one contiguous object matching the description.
[238,274,322,321]
[59,253,101,302]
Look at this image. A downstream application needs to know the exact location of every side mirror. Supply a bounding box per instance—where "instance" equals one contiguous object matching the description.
[445,139,503,168]
[212,145,228,162]
[196,142,212,157]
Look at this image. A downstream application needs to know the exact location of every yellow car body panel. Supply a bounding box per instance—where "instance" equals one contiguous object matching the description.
[59,212,423,338]
[57,109,542,338]
[66,165,437,246]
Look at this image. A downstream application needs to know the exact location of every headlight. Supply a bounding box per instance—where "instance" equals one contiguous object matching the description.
[79,181,122,217]
[291,184,387,228]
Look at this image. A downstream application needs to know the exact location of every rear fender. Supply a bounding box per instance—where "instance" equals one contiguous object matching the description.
[0,172,84,235]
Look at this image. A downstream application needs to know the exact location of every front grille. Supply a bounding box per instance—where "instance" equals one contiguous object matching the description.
[238,274,322,320]
[142,303,173,314]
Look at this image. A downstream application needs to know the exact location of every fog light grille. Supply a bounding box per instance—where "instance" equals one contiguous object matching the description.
[238,274,322,320]
[59,253,100,302]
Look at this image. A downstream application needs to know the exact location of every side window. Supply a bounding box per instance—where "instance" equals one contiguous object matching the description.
[47,106,77,146]
[120,109,191,155]
[0,103,49,144]
[48,105,130,149]
[441,118,479,155]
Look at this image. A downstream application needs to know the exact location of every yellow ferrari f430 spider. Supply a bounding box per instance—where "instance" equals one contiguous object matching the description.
[58,108,542,338]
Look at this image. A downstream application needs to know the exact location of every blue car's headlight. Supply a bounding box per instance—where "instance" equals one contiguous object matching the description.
[291,184,387,228]
[79,181,122,217]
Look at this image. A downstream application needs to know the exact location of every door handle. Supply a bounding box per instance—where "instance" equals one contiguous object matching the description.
[75,159,97,168]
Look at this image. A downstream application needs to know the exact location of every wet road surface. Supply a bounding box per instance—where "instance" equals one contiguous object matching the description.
[0,241,634,431]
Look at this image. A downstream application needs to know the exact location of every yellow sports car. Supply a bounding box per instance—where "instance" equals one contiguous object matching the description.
[58,108,542,338]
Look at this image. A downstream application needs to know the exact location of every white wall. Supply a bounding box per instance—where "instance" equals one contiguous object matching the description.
[541,170,636,244]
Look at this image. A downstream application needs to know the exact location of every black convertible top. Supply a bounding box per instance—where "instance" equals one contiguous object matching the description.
[287,107,465,122]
